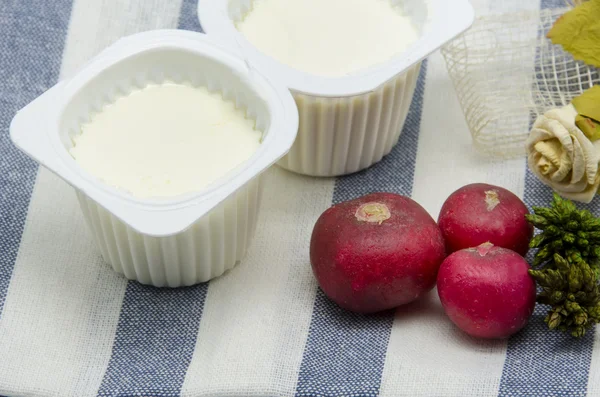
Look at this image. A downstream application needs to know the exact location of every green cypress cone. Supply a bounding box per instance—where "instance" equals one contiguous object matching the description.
[529,253,600,338]
[526,194,600,338]
[526,194,600,275]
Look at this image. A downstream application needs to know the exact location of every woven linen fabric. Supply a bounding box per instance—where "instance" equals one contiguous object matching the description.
[1,0,597,396]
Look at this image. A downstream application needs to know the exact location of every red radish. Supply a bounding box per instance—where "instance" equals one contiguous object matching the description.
[310,192,446,314]
[437,242,536,339]
[438,183,533,256]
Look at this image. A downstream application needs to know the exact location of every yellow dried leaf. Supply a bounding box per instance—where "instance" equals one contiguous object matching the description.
[547,0,600,67]
[576,115,600,141]
[572,85,600,122]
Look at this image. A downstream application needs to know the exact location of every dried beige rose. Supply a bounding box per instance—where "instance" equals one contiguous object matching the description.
[526,104,600,203]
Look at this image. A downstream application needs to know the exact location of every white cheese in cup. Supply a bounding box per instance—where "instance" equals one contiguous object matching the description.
[236,0,419,78]
[70,83,262,199]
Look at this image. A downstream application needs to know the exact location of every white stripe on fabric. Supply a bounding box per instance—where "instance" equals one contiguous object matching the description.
[0,1,183,396]
[379,51,527,397]
[0,171,127,397]
[60,0,184,79]
[410,56,527,218]
[181,168,334,397]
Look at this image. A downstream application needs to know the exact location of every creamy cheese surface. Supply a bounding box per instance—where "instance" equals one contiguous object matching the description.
[70,83,262,199]
[236,0,419,77]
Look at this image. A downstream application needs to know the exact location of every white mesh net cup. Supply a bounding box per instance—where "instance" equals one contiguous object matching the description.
[441,7,600,158]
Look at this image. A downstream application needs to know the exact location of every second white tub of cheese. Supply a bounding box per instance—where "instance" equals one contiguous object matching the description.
[198,0,474,176]
[235,0,420,78]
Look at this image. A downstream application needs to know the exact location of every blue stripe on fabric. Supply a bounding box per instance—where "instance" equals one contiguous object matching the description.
[96,283,208,397]
[295,62,428,397]
[498,3,594,395]
[498,172,595,397]
[0,0,73,316]
[96,5,208,397]
[177,0,204,33]
[541,0,566,8]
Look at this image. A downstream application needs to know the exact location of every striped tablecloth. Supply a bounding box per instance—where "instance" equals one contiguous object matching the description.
[1,0,594,396]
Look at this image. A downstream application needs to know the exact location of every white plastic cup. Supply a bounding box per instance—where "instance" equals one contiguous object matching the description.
[10,30,299,287]
[198,0,474,176]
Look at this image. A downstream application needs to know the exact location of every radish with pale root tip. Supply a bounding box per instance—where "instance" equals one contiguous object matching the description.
[310,192,446,314]
[438,183,533,256]
[437,242,536,339]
